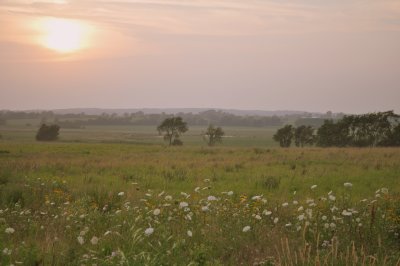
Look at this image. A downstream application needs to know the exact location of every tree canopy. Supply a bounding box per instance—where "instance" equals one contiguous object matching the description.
[36,124,60,141]
[203,125,224,146]
[157,117,188,146]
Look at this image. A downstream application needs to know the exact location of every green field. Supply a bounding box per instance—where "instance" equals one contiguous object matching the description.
[0,127,399,265]
[0,122,280,147]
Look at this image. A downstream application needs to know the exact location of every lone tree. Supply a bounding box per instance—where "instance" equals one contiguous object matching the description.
[273,125,294,147]
[36,124,60,141]
[157,117,188,146]
[203,125,224,146]
[294,125,315,147]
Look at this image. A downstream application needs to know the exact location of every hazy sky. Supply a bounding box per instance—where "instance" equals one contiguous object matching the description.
[1,0,400,113]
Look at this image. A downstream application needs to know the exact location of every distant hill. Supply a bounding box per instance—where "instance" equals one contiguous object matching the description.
[49,108,323,117]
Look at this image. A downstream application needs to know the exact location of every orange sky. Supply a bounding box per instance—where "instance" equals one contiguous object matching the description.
[1,0,400,113]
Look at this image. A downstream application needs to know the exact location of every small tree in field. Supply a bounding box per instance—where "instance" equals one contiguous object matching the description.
[273,125,294,147]
[36,124,60,141]
[203,125,224,146]
[157,117,188,146]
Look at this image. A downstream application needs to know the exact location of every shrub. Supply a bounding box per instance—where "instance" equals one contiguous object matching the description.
[36,124,60,141]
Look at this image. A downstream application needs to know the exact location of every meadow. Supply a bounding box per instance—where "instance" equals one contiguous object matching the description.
[0,124,399,265]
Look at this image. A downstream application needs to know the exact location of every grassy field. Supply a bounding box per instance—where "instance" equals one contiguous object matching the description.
[0,131,399,264]
[0,123,279,147]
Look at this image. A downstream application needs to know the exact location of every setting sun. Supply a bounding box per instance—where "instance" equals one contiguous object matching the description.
[37,17,92,53]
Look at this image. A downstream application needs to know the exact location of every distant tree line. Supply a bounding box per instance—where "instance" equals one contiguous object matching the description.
[0,110,283,128]
[274,111,400,147]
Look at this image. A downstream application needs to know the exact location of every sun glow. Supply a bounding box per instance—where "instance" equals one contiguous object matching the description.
[37,17,93,53]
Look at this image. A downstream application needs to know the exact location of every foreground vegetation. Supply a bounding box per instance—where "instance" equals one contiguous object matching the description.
[0,142,399,265]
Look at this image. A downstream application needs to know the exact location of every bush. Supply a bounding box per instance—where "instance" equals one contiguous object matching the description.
[36,124,60,141]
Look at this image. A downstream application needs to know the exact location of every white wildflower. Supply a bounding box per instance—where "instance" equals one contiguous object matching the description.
[311,185,317,190]
[242,226,251,232]
[227,191,234,196]
[187,230,193,237]
[341,210,352,216]
[90,236,99,245]
[2,248,11,255]
[274,217,279,224]
[153,208,161,216]
[344,182,353,188]
[207,195,217,201]
[282,202,289,207]
[252,195,262,201]
[77,236,84,245]
[263,210,272,216]
[5,227,15,234]
[329,195,336,201]
[144,227,154,236]
[298,214,305,221]
[118,192,124,196]
[201,206,209,212]
[194,187,201,193]
[165,195,172,201]
[255,215,262,220]
[179,202,189,208]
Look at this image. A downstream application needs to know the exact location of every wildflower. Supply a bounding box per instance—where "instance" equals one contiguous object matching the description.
[285,223,292,227]
[311,185,317,190]
[77,236,85,245]
[297,206,304,212]
[305,209,313,218]
[90,236,99,245]
[165,195,172,201]
[321,215,327,221]
[5,228,15,234]
[263,210,272,216]
[358,223,362,227]
[153,208,161,216]
[144,227,154,236]
[227,191,234,196]
[118,192,125,196]
[381,188,388,194]
[179,202,189,208]
[180,192,190,198]
[255,215,262,220]
[282,202,289,207]
[252,195,262,200]
[104,231,111,236]
[274,217,279,224]
[329,195,336,201]
[2,248,11,255]
[207,195,217,201]
[293,200,298,205]
[201,206,209,212]
[344,182,353,188]
[194,187,201,193]
[324,223,329,229]
[158,191,165,197]
[330,223,336,229]
[145,193,152,197]
[341,210,352,216]
[187,230,193,237]
[298,214,305,221]
[242,226,251,232]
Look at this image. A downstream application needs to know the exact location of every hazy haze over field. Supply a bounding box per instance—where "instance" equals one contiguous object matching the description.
[1,0,400,113]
